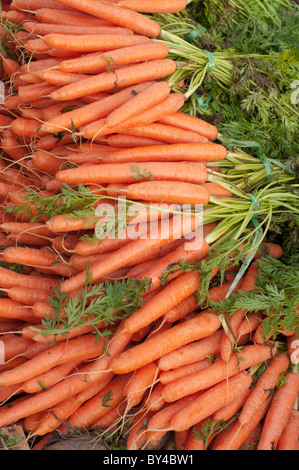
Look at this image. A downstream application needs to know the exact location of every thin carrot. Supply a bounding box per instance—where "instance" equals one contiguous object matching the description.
[144,382,165,412]
[158,329,224,372]
[257,372,299,450]
[55,161,208,186]
[35,8,116,27]
[104,142,226,164]
[162,343,278,403]
[23,22,134,36]
[118,0,187,13]
[0,334,33,362]
[49,59,177,101]
[158,111,219,141]
[125,181,210,205]
[159,359,212,386]
[22,362,80,394]
[212,388,251,423]
[90,401,127,430]
[119,123,210,145]
[45,0,161,37]
[0,266,58,292]
[106,134,164,147]
[110,311,221,374]
[171,371,253,432]
[0,298,38,322]
[60,42,169,73]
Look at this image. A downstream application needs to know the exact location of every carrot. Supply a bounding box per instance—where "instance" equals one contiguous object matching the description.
[176,429,191,451]
[162,343,278,403]
[60,214,200,292]
[110,311,221,374]
[66,373,130,429]
[124,362,159,410]
[162,293,199,324]
[277,409,299,450]
[257,373,299,450]
[17,82,59,103]
[35,8,116,27]
[21,362,80,394]
[33,372,114,436]
[0,55,20,78]
[237,311,264,338]
[105,81,171,129]
[202,182,233,198]
[0,333,106,386]
[171,371,253,432]
[60,42,169,73]
[1,222,54,239]
[11,0,79,11]
[125,181,210,205]
[49,59,177,101]
[23,22,134,36]
[0,383,23,403]
[184,420,205,450]
[55,161,208,186]
[238,353,290,427]
[34,69,88,86]
[104,143,226,164]
[119,123,210,145]
[159,359,212,386]
[45,0,161,37]
[40,82,154,133]
[212,388,251,423]
[106,134,164,147]
[158,111,218,141]
[144,382,165,412]
[158,329,224,372]
[80,92,186,138]
[90,401,127,430]
[118,0,187,13]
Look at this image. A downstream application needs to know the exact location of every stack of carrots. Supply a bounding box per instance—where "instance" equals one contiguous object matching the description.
[0,0,298,451]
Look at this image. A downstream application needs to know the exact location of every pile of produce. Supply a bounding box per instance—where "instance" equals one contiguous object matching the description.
[0,0,298,451]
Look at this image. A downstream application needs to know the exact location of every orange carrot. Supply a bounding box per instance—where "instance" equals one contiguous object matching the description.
[158,111,218,141]
[110,311,221,374]
[119,123,210,144]
[126,407,155,450]
[144,382,165,412]
[104,143,227,164]
[60,42,169,73]
[257,373,299,450]
[0,266,58,291]
[49,59,177,101]
[22,362,80,394]
[158,329,224,372]
[118,0,187,13]
[159,359,212,386]
[0,298,37,323]
[55,161,208,186]
[23,21,134,36]
[124,362,159,410]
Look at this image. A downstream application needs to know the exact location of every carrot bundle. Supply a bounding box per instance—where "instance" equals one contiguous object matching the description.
[0,0,297,454]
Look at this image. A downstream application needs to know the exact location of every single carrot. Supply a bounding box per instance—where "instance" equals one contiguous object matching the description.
[35,8,116,26]
[106,134,164,147]
[23,22,134,36]
[159,359,212,386]
[257,373,299,450]
[171,371,253,432]
[238,353,290,427]
[126,407,155,450]
[212,388,251,423]
[118,0,187,13]
[110,311,221,374]
[60,42,169,73]
[0,298,37,323]
[176,429,191,451]
[144,382,165,412]
[104,142,226,164]
[55,161,208,186]
[21,362,80,394]
[0,334,33,362]
[0,266,58,292]
[158,329,224,372]
[162,343,278,403]
[158,111,218,141]
[49,59,177,101]
[44,0,161,37]
[17,82,58,103]
[119,123,210,145]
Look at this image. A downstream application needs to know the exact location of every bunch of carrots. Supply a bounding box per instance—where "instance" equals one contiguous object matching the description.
[0,0,298,451]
